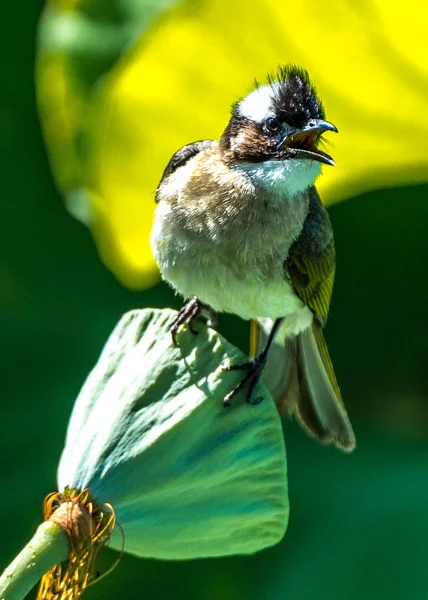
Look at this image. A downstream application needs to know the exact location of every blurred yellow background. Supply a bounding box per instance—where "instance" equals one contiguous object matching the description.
[37,0,428,287]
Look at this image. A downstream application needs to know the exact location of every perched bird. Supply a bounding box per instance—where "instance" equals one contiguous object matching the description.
[151,65,355,452]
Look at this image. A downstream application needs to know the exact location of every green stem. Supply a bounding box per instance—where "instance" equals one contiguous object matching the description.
[0,521,70,600]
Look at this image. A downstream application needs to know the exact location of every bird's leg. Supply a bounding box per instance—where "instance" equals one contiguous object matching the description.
[223,318,284,406]
[170,296,217,346]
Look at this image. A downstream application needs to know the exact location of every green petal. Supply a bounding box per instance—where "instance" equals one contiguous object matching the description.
[57,309,288,559]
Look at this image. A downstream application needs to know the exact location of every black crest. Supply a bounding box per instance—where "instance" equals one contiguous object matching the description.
[266,65,324,129]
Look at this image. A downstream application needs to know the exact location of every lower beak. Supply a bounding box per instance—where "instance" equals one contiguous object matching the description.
[284,119,338,166]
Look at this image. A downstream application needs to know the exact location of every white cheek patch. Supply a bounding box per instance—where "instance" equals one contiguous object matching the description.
[238,85,274,122]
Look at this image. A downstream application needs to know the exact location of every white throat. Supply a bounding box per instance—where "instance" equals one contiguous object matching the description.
[236,159,321,198]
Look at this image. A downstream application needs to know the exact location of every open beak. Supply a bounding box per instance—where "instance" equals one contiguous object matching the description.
[284,119,338,166]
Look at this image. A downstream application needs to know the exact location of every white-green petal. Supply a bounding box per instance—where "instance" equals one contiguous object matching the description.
[58,309,288,559]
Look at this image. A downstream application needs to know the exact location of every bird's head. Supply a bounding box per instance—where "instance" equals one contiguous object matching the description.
[220,66,337,193]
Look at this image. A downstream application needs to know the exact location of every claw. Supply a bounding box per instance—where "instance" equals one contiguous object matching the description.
[222,354,267,406]
[170,297,217,345]
[222,317,284,408]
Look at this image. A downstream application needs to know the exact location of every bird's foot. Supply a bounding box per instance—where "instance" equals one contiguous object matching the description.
[170,297,217,346]
[222,353,267,407]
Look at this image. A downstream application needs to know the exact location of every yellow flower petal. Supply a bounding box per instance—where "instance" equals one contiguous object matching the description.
[37,0,428,289]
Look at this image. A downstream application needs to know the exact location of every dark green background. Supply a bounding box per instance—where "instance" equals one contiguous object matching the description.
[1,2,428,599]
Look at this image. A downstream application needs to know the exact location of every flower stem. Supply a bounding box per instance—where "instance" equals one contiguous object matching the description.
[0,521,70,600]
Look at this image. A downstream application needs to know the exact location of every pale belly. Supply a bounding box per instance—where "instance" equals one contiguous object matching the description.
[158,259,314,338]
[165,261,300,317]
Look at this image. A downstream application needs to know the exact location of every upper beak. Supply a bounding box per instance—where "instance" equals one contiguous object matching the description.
[284,119,338,166]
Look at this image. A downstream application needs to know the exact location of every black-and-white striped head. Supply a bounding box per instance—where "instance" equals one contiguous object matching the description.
[221,66,337,168]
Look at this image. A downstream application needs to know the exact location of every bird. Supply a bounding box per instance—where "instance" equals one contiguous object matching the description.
[151,65,356,452]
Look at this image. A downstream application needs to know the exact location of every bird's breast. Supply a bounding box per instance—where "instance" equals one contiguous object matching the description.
[151,154,311,319]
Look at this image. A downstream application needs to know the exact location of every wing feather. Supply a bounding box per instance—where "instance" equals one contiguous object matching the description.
[285,187,335,327]
[156,140,213,198]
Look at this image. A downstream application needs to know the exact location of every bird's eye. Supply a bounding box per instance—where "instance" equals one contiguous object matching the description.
[265,117,280,133]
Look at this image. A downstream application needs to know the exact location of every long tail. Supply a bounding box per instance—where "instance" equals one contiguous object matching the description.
[251,320,356,452]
